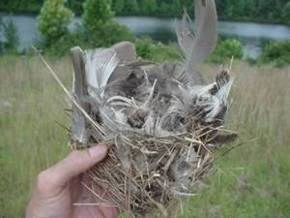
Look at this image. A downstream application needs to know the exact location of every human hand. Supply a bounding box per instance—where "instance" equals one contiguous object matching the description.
[25,144,119,218]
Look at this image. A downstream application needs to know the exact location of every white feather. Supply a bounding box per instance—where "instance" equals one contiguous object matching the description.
[205,79,234,121]
[85,49,119,99]
[205,95,221,122]
[215,79,234,104]
[190,83,215,97]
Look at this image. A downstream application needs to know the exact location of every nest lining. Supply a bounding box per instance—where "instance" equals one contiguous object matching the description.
[66,0,238,216]
[70,57,237,217]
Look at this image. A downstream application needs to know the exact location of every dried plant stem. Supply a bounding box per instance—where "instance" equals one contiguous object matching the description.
[35,49,106,135]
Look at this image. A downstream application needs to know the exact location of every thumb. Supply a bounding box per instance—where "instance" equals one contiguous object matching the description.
[38,144,108,192]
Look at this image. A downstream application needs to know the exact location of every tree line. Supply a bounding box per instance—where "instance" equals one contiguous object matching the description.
[0,0,290,24]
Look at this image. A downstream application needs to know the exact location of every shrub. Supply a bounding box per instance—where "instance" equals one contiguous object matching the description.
[38,0,133,56]
[37,0,73,45]
[1,18,19,54]
[0,42,2,55]
[43,30,87,57]
[259,40,290,67]
[82,0,113,32]
[87,21,134,47]
[82,0,134,48]
[0,17,3,55]
[208,38,243,64]
[135,37,181,62]
[44,21,134,57]
[135,37,153,58]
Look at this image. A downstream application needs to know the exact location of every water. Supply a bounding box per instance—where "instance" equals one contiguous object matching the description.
[1,14,290,58]
[117,17,290,59]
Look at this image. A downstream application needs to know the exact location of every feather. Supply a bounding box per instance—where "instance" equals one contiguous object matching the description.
[190,0,218,64]
[85,48,119,99]
[176,10,195,58]
[176,0,218,84]
[71,47,89,144]
[57,0,237,214]
[215,78,234,104]
[208,132,238,146]
[204,78,233,122]
[204,95,223,122]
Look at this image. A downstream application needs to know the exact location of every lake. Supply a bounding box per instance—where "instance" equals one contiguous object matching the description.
[1,14,290,58]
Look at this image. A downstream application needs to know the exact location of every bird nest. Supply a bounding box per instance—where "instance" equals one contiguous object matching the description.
[67,0,237,217]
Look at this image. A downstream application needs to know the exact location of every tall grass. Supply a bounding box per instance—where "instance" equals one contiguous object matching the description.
[0,56,70,217]
[0,56,290,217]
[181,63,290,217]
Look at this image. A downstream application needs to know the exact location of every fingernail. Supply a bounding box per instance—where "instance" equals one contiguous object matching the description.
[88,144,108,160]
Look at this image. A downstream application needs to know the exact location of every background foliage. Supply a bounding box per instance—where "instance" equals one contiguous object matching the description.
[1,0,290,24]
[0,17,19,54]
[1,57,290,217]
[1,0,290,217]
[82,0,113,31]
[135,37,181,62]
[258,40,290,67]
[36,0,133,56]
[208,39,243,64]
[37,0,73,45]
[82,0,133,48]
[1,0,290,67]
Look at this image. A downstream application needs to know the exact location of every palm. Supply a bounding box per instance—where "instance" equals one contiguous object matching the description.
[73,206,117,218]
[25,145,116,218]
[71,177,118,218]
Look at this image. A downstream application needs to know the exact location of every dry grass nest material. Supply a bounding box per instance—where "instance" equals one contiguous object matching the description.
[83,120,236,217]
[68,50,238,216]
[58,0,238,216]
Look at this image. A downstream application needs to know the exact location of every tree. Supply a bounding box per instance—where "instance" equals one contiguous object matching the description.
[67,0,84,15]
[283,2,290,23]
[82,0,113,32]
[112,0,125,15]
[82,0,134,47]
[123,0,139,14]
[172,0,182,16]
[140,0,157,14]
[37,0,73,44]
[158,2,170,16]
[0,16,3,54]
[216,0,228,18]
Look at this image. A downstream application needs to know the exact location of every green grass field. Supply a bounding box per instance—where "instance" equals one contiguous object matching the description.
[0,56,289,217]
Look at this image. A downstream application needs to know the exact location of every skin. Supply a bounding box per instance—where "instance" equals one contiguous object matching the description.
[26,144,119,218]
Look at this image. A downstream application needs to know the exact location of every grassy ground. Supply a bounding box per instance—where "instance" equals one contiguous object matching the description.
[0,55,289,218]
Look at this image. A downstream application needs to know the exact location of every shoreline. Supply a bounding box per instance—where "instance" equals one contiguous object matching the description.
[1,10,289,27]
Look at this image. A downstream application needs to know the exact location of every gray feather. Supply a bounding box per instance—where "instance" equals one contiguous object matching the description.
[190,0,217,64]
[176,0,218,85]
[176,10,195,58]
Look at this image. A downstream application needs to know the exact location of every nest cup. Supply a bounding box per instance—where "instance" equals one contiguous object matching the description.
[70,43,236,217]
[68,1,237,216]
[86,131,215,215]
